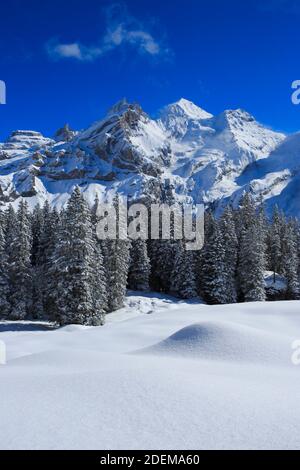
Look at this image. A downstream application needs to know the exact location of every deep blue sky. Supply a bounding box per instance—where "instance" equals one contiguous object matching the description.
[1,0,300,140]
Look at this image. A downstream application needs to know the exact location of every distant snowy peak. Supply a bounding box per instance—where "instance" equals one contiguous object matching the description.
[160,98,212,123]
[0,131,53,161]
[160,98,213,139]
[168,98,213,120]
[80,100,146,142]
[270,131,300,166]
[106,98,138,118]
[213,109,256,131]
[54,124,77,143]
[3,130,53,150]
[210,108,285,161]
[63,99,169,183]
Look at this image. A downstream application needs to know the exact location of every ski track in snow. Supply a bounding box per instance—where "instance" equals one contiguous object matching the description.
[0,293,300,450]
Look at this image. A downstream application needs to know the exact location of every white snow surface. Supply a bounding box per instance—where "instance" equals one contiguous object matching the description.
[0,292,300,450]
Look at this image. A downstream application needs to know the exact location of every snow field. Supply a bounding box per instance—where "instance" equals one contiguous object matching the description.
[0,293,300,450]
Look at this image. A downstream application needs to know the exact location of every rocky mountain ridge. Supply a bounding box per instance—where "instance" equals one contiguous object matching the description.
[0,98,298,217]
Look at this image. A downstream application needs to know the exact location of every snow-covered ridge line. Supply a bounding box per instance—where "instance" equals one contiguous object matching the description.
[0,97,298,218]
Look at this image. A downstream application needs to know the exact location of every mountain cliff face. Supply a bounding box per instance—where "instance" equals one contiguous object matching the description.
[0,97,298,217]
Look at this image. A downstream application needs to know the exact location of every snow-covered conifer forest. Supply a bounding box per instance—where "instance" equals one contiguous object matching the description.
[0,188,299,326]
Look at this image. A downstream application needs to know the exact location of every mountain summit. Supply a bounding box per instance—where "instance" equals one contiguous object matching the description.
[161,98,213,121]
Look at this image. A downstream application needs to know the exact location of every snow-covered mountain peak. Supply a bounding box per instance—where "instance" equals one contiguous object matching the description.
[107,98,131,117]
[54,124,77,143]
[161,98,213,122]
[106,99,146,121]
[173,98,213,120]
[5,130,52,149]
[159,98,213,140]
[0,97,298,218]
[213,108,256,131]
[210,108,285,162]
[225,108,255,121]
[0,130,53,158]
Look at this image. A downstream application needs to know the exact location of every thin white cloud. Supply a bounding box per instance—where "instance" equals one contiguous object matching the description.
[47,41,102,62]
[54,43,82,60]
[47,4,169,62]
[127,30,160,55]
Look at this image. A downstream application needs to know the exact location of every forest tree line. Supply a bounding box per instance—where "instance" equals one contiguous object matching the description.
[0,188,299,326]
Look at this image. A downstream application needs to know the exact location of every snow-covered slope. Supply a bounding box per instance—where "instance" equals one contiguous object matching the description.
[0,97,298,217]
[1,294,300,450]
[232,132,300,217]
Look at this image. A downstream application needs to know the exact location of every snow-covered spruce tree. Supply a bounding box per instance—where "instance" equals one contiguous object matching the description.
[258,201,269,251]
[220,206,238,304]
[170,240,198,299]
[147,181,179,294]
[7,201,33,320]
[296,220,300,280]
[0,224,10,319]
[128,239,150,291]
[238,192,257,231]
[105,196,130,312]
[49,187,107,326]
[238,221,266,302]
[199,214,227,304]
[31,203,45,319]
[4,204,17,249]
[149,238,177,293]
[41,203,61,320]
[281,219,300,300]
[91,195,110,297]
[234,192,266,302]
[195,211,212,297]
[90,195,108,313]
[92,194,128,311]
[268,206,284,279]
[31,204,44,267]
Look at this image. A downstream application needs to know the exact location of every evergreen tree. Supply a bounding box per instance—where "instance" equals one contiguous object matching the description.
[91,236,108,317]
[42,203,61,320]
[199,214,227,304]
[149,239,176,292]
[148,184,179,294]
[0,225,10,318]
[31,204,45,319]
[220,206,238,303]
[170,241,198,299]
[49,188,107,325]
[128,239,150,291]
[90,196,108,313]
[269,206,283,280]
[4,205,17,255]
[105,196,130,311]
[281,220,300,300]
[31,204,44,267]
[8,201,33,320]
[296,220,300,279]
[238,192,257,233]
[238,222,266,302]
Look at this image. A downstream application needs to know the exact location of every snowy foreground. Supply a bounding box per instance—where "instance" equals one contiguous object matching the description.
[1,293,300,450]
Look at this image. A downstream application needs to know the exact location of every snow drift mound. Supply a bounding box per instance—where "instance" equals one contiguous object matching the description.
[138,322,290,365]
